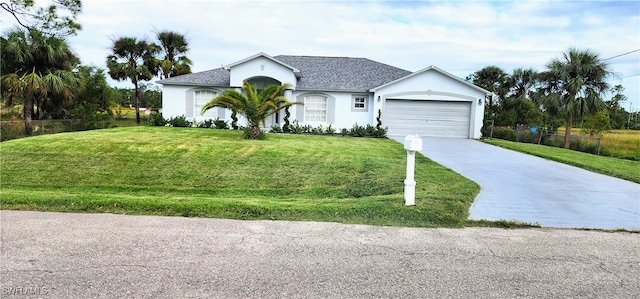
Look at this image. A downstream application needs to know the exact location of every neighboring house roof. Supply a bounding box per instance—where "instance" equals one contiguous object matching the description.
[371,65,492,95]
[158,54,412,92]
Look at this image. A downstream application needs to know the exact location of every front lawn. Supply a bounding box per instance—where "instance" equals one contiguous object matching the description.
[0,126,503,227]
[483,139,640,183]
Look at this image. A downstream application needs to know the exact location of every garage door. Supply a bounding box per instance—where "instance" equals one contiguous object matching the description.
[385,100,471,138]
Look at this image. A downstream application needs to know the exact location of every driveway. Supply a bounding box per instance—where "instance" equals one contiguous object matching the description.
[2,211,639,298]
[392,136,640,230]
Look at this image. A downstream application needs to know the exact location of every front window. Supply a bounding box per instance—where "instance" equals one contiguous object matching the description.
[304,95,327,122]
[354,96,366,109]
[195,90,217,117]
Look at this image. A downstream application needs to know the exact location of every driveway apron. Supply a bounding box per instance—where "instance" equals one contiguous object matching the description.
[392,136,640,230]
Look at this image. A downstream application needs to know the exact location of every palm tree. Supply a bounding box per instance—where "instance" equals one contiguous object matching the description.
[155,31,192,79]
[541,48,611,148]
[106,37,158,124]
[1,28,80,135]
[508,68,538,100]
[201,81,299,139]
[467,66,508,114]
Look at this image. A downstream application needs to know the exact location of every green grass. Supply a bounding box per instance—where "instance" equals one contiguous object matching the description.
[0,126,522,228]
[483,139,640,184]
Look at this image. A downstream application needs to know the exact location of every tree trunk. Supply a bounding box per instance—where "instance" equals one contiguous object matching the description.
[564,112,573,149]
[134,81,141,124]
[249,125,261,139]
[23,97,34,136]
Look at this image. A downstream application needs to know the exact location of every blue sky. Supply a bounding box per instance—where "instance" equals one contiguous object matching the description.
[2,0,639,111]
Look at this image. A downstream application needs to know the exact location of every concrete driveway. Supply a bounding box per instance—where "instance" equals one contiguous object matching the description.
[392,137,640,230]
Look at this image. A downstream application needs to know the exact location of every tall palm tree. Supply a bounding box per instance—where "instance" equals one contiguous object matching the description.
[106,37,158,124]
[467,65,508,114]
[541,48,611,148]
[508,68,538,100]
[1,28,80,135]
[201,81,299,139]
[155,31,192,79]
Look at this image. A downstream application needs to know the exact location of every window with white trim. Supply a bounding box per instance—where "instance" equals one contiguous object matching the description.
[195,90,217,117]
[304,95,327,122]
[353,96,366,109]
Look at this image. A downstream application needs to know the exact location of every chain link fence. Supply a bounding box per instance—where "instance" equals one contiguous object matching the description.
[485,122,603,155]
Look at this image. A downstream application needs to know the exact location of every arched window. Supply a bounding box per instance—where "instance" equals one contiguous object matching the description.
[195,90,217,118]
[304,95,327,122]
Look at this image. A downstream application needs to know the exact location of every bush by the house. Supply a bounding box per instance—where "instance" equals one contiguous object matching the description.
[270,125,283,133]
[270,121,387,138]
[213,118,229,129]
[167,115,191,127]
[150,113,167,126]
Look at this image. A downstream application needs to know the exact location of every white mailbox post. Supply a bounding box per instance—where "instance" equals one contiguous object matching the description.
[403,135,423,206]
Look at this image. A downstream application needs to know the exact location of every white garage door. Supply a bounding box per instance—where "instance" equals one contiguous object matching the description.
[385,100,471,138]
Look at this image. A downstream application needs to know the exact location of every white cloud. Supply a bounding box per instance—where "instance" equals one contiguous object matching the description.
[1,0,638,109]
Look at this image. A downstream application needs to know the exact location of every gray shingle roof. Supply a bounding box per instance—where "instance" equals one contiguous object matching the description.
[274,55,411,91]
[157,68,230,86]
[158,55,412,91]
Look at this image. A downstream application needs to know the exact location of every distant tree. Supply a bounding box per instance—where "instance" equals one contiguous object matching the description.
[1,28,80,135]
[106,37,158,124]
[500,68,542,126]
[0,0,82,37]
[140,83,162,108]
[201,81,299,139]
[605,84,628,129]
[539,48,611,148]
[67,65,115,120]
[154,30,192,79]
[581,110,610,136]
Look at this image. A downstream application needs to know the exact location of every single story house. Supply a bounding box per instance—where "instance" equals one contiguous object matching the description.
[158,52,491,138]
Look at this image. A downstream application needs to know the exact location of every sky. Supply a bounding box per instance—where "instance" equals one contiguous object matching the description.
[2,0,639,111]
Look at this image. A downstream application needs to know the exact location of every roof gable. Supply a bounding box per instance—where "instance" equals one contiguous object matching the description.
[371,65,491,95]
[225,52,301,78]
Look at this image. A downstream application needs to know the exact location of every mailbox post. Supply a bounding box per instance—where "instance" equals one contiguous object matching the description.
[403,135,422,206]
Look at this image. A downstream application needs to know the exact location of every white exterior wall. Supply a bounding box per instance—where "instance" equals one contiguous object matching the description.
[373,70,486,138]
[161,85,189,119]
[229,57,297,88]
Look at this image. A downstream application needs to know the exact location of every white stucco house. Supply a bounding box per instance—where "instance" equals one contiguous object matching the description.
[158,52,491,139]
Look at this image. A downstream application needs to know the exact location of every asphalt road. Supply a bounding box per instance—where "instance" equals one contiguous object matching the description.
[2,211,639,298]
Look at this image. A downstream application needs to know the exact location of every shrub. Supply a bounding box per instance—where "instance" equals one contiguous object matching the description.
[372,126,388,138]
[311,125,323,135]
[324,124,335,135]
[230,111,239,130]
[149,113,167,126]
[283,106,291,133]
[491,127,516,141]
[350,123,367,137]
[270,125,283,133]
[198,119,214,128]
[289,120,311,134]
[167,115,191,127]
[213,118,229,129]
